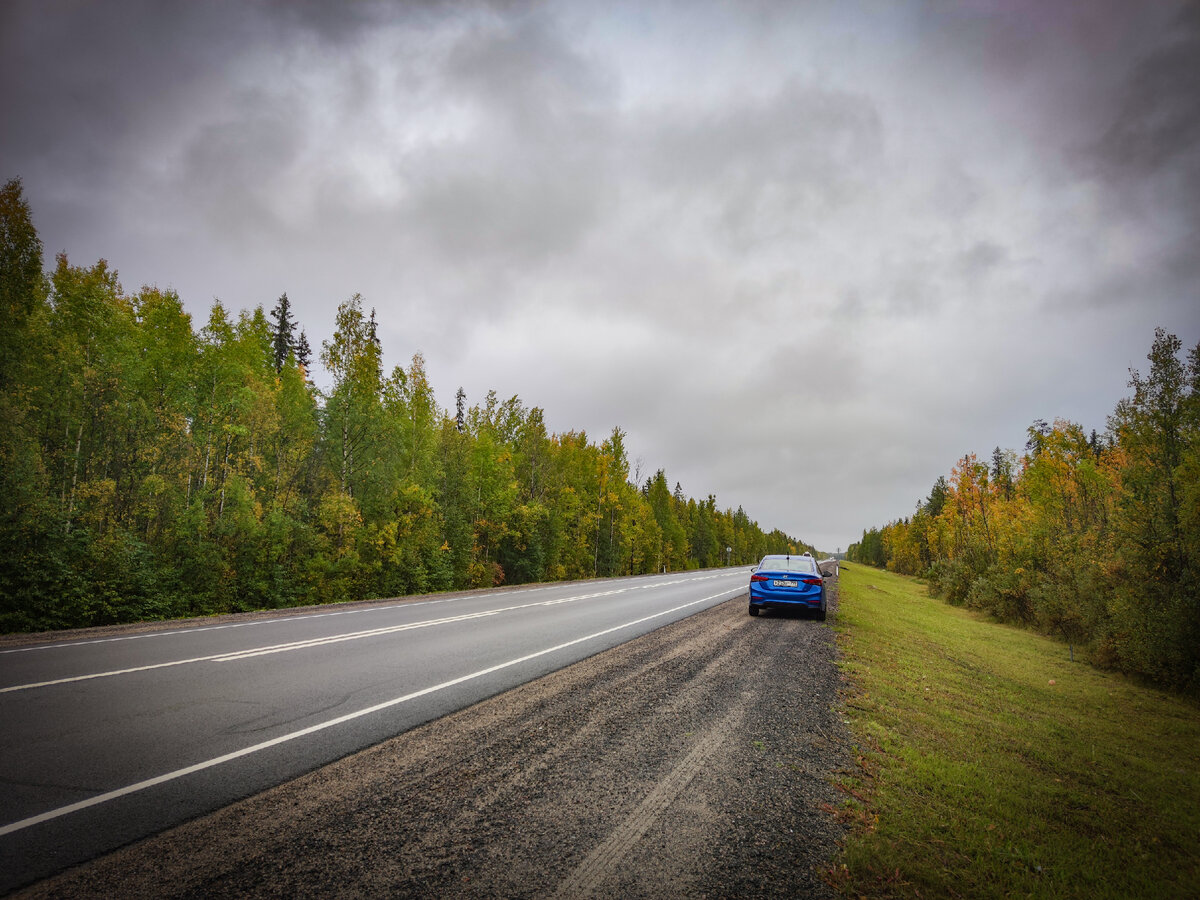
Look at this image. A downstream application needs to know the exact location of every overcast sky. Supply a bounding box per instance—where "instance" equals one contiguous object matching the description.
[3,0,1198,552]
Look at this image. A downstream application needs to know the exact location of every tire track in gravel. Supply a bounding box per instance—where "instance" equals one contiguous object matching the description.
[17,582,849,899]
[551,706,741,899]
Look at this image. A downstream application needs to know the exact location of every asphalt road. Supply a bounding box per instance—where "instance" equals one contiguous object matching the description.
[0,568,750,893]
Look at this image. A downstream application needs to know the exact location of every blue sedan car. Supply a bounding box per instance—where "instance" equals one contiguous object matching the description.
[748,553,827,620]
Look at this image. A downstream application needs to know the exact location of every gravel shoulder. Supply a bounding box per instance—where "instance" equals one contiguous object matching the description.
[17,582,849,899]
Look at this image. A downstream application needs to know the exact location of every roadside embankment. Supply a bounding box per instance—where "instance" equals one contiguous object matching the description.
[832,563,1200,899]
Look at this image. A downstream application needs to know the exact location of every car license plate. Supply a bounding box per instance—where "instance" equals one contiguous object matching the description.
[772,579,798,588]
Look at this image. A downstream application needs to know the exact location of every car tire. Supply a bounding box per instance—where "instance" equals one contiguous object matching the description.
[816,606,827,622]
[748,605,759,617]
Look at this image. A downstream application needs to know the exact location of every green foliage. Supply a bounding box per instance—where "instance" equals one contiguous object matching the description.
[848,329,1200,693]
[0,177,45,391]
[834,564,1200,899]
[0,183,807,632]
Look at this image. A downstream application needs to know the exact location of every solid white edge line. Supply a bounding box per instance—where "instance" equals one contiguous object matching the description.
[0,586,743,837]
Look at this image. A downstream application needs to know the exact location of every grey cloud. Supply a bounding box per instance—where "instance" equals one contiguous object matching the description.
[443,9,615,136]
[926,164,983,222]
[408,170,607,264]
[639,82,884,250]
[759,335,864,411]
[0,1,256,178]
[955,241,1008,280]
[1092,2,1200,182]
[885,268,941,318]
[175,92,308,231]
[1067,0,1200,325]
[256,0,400,43]
[393,10,618,267]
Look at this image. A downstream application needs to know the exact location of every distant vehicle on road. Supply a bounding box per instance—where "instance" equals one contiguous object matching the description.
[748,554,827,620]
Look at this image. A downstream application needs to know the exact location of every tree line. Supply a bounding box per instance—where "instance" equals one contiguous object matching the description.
[0,178,809,632]
[848,329,1199,692]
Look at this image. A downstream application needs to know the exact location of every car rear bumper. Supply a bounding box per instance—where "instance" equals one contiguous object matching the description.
[748,594,824,611]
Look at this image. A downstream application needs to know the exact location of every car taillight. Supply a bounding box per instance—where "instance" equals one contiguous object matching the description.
[802,577,822,585]
[751,574,768,582]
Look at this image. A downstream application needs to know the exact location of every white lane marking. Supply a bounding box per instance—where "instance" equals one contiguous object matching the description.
[0,586,743,837]
[0,570,749,655]
[0,574,747,693]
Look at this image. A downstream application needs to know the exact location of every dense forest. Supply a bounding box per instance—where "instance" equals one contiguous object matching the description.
[0,178,809,632]
[848,329,1199,692]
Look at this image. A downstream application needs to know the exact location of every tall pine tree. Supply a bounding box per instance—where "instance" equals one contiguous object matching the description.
[270,293,296,373]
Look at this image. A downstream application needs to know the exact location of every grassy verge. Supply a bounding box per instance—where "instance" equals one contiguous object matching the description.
[830,563,1200,899]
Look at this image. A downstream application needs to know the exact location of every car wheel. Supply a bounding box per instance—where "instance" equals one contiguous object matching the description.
[816,606,827,622]
[748,605,759,617]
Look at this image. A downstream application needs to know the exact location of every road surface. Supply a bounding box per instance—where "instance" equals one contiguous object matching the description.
[15,585,848,899]
[0,569,750,892]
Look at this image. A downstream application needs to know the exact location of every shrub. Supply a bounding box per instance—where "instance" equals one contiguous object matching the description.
[926,558,974,606]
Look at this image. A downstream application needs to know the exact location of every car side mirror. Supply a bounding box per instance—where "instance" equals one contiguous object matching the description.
[750,565,757,573]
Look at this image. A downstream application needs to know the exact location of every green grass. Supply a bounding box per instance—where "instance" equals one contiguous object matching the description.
[830,563,1200,899]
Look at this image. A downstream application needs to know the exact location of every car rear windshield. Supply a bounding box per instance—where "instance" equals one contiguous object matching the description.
[758,556,816,574]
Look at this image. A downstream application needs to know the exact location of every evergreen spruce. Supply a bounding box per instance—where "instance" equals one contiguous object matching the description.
[269,292,297,373]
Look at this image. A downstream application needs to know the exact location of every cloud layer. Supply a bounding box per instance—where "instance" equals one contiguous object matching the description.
[3,0,1198,550]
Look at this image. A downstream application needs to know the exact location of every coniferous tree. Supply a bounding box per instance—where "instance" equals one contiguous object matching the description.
[924,476,949,516]
[367,308,380,349]
[269,293,296,373]
[991,446,1015,500]
[295,329,312,374]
